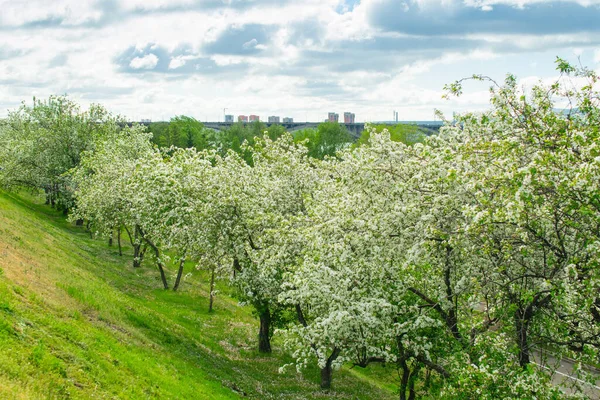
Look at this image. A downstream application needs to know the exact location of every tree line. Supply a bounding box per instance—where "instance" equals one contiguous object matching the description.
[1,59,600,398]
[148,116,358,161]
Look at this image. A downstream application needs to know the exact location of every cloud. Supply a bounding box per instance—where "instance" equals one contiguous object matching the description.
[0,0,599,121]
[0,45,27,60]
[203,24,274,55]
[116,43,191,73]
[336,0,361,13]
[130,53,159,69]
[243,38,259,49]
[168,56,187,69]
[0,0,296,31]
[367,0,600,35]
[0,78,46,87]
[297,79,350,98]
[48,53,68,68]
[286,19,326,46]
[114,43,249,76]
[67,85,135,99]
[278,35,489,76]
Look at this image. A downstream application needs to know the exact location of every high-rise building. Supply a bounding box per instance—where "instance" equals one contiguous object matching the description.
[395,111,399,122]
[282,117,293,123]
[268,116,280,123]
[225,114,234,123]
[238,115,249,122]
[344,112,355,124]
[328,112,339,123]
[249,115,260,122]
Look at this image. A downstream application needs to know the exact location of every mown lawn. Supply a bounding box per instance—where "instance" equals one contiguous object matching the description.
[0,190,397,399]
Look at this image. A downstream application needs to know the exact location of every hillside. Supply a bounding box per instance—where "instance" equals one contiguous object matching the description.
[0,191,395,399]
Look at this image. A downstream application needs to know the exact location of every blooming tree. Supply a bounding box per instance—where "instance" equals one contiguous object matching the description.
[70,124,156,269]
[0,96,121,212]
[442,60,600,391]
[210,134,322,353]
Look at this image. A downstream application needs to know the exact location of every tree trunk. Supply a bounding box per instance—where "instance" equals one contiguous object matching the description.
[117,228,122,256]
[126,225,143,268]
[514,293,552,369]
[108,229,113,246]
[173,257,185,292]
[296,303,340,389]
[51,184,57,207]
[408,364,420,400]
[139,244,147,265]
[515,308,531,368]
[155,253,168,289]
[133,243,142,268]
[258,307,272,353]
[321,364,334,390]
[443,247,463,344]
[320,347,341,389]
[208,267,216,312]
[233,256,241,278]
[399,359,410,400]
[423,367,431,391]
[141,233,169,290]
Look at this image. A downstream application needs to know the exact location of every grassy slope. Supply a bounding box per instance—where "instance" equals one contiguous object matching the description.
[0,191,396,399]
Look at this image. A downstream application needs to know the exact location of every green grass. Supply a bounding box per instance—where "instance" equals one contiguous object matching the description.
[0,190,397,399]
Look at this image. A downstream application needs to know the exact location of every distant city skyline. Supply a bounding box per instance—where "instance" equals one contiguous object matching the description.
[135,116,443,124]
[214,112,360,123]
[1,1,599,121]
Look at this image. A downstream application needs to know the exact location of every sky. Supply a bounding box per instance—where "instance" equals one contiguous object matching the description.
[1,0,600,122]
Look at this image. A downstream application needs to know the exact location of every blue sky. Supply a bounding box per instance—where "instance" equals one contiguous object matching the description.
[1,0,599,121]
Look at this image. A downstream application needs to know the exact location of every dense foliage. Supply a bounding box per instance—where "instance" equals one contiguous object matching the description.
[149,115,208,150]
[293,121,353,159]
[1,59,599,398]
[354,123,429,146]
[150,118,354,162]
[0,96,122,212]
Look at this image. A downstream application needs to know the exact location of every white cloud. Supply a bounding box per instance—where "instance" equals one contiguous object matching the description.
[464,0,600,6]
[242,38,258,49]
[129,54,159,69]
[411,0,459,9]
[168,56,186,69]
